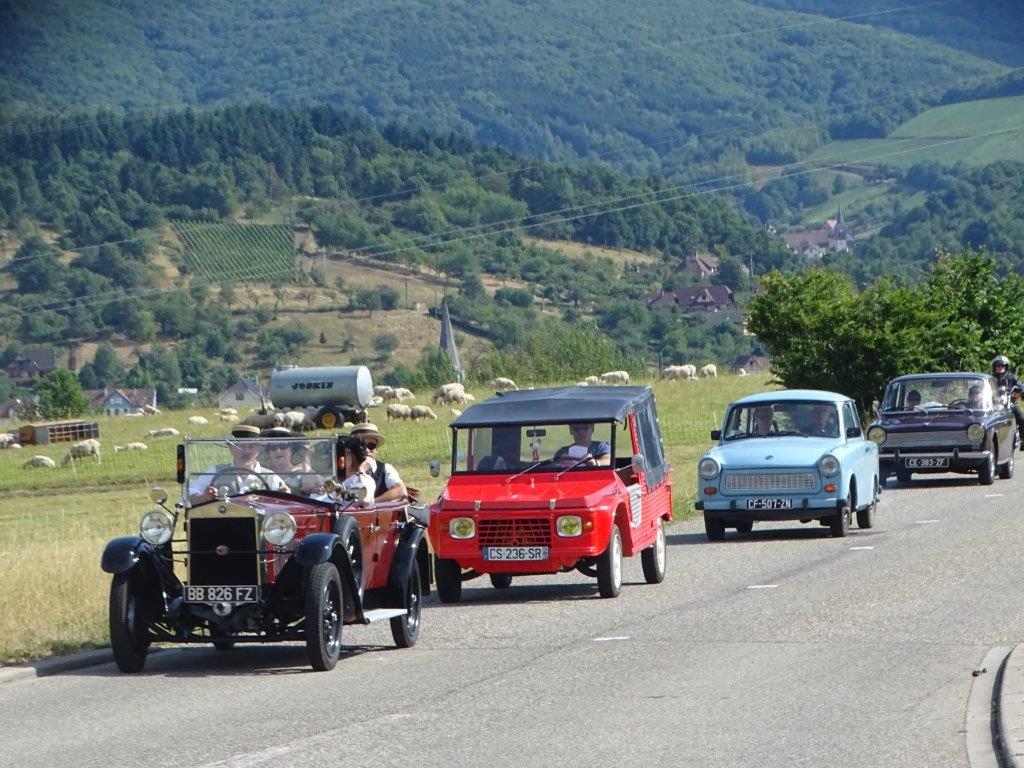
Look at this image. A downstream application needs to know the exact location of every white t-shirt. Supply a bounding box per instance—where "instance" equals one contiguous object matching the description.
[366,457,403,490]
[188,462,288,499]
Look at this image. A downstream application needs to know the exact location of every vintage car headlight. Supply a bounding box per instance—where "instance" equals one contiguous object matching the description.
[967,423,986,443]
[867,426,886,445]
[449,517,476,539]
[139,509,174,546]
[556,515,583,537]
[262,512,297,546]
[818,455,840,476]
[698,458,720,478]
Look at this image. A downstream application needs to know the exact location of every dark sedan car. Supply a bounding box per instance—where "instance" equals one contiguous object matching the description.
[867,372,1017,485]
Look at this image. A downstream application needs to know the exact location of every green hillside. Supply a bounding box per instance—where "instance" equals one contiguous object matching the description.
[0,0,1004,176]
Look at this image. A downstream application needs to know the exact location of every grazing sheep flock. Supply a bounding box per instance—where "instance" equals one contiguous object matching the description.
[148,427,180,438]
[61,438,102,467]
[187,415,208,425]
[114,442,148,452]
[386,403,412,421]
[410,405,439,421]
[23,455,56,469]
[700,363,718,378]
[490,377,518,392]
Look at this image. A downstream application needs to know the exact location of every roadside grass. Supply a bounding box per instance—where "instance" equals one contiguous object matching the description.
[0,373,771,663]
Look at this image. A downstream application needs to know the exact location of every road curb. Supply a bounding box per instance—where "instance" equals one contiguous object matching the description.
[998,643,1024,768]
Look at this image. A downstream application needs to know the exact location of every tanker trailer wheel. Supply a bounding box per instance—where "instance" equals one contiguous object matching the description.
[317,406,343,429]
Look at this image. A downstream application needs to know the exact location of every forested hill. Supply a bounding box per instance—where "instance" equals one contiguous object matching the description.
[0,0,1005,178]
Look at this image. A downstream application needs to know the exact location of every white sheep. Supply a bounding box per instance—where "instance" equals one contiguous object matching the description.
[600,370,631,385]
[0,433,15,449]
[187,415,209,425]
[490,377,518,392]
[242,412,279,429]
[219,413,239,422]
[61,438,101,467]
[449,408,462,417]
[114,442,149,452]
[23,455,56,469]
[663,364,697,381]
[450,391,475,406]
[342,421,355,429]
[147,427,180,438]
[700,363,718,378]
[432,382,465,405]
[280,410,309,430]
[373,385,394,397]
[737,368,748,376]
[386,403,412,422]
[142,404,161,415]
[410,405,439,421]
[366,395,384,408]
[392,387,414,401]
[218,407,238,417]
[9,443,21,449]
[583,375,601,386]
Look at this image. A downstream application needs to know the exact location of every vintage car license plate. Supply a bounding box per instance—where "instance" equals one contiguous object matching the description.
[746,498,793,510]
[905,457,949,469]
[482,546,548,561]
[184,585,258,603]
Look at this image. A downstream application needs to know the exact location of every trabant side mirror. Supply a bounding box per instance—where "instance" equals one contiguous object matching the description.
[631,453,647,474]
[846,426,862,439]
[429,459,441,478]
[149,487,168,505]
[710,429,722,441]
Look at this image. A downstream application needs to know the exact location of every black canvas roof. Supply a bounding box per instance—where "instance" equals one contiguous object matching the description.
[451,386,652,427]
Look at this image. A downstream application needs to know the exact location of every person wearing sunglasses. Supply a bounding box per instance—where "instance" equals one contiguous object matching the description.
[554,422,611,467]
[348,423,408,502]
[187,424,289,503]
[261,426,322,495]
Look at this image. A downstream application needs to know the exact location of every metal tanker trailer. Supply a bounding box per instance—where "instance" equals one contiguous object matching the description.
[267,365,373,429]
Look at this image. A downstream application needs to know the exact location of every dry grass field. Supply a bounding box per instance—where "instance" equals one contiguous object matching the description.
[522,236,661,271]
[0,373,772,662]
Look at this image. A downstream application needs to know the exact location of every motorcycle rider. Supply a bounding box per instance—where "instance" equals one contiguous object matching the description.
[991,355,1024,445]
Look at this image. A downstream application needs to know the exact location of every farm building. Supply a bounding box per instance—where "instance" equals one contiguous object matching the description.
[5,349,57,384]
[216,378,266,410]
[84,387,157,416]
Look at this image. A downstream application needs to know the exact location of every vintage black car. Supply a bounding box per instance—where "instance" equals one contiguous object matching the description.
[100,435,431,673]
[867,373,1017,485]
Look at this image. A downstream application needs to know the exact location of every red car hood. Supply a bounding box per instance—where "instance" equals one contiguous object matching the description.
[440,472,621,511]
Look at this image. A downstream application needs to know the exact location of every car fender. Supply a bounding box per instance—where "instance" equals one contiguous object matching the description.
[295,533,362,621]
[386,525,430,602]
[100,536,147,574]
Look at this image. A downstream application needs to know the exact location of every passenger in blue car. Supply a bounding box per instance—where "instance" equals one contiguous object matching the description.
[800,403,839,438]
[751,405,776,436]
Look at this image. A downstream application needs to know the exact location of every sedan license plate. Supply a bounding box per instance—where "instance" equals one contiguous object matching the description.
[746,498,793,511]
[184,585,258,603]
[905,457,949,469]
[482,546,548,561]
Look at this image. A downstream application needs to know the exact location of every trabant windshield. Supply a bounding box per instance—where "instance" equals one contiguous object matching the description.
[723,400,840,440]
[184,437,338,501]
[881,375,992,412]
[453,422,615,473]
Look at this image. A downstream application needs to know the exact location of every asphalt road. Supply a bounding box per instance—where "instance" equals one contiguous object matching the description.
[2,471,1021,768]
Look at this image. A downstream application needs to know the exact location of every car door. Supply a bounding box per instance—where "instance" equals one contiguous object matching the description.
[843,401,874,496]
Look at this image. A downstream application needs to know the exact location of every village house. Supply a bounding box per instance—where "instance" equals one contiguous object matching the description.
[84,387,158,416]
[643,284,736,312]
[782,210,852,258]
[733,354,773,373]
[215,378,266,410]
[5,349,57,385]
[675,251,720,279]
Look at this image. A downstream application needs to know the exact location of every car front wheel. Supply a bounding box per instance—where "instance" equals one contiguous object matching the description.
[596,524,623,598]
[829,495,851,538]
[305,562,343,671]
[704,512,726,542]
[979,450,996,485]
[640,517,667,584]
[434,556,463,604]
[109,573,150,673]
[857,479,877,529]
[999,442,1014,480]
[390,563,422,648]
[489,573,513,589]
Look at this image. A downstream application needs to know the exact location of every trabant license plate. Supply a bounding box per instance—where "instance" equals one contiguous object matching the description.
[482,546,548,561]
[905,457,949,469]
[184,585,258,603]
[746,498,793,510]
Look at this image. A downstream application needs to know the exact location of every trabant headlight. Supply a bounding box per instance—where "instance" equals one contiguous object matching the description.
[818,455,840,476]
[967,423,985,443]
[867,426,886,445]
[140,509,174,546]
[262,512,297,546]
[556,515,583,537]
[449,517,476,539]
[698,458,720,478]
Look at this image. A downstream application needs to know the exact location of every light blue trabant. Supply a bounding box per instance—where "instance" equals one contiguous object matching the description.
[695,390,880,540]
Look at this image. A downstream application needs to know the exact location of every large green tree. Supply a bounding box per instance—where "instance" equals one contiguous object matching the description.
[36,368,91,419]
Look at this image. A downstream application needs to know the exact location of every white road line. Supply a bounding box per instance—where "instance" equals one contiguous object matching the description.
[984,493,1004,498]
[914,519,940,524]
[593,636,630,642]
[849,546,875,550]
[747,584,778,590]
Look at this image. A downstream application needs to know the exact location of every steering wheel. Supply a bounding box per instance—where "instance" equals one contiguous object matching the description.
[947,398,970,409]
[206,469,273,495]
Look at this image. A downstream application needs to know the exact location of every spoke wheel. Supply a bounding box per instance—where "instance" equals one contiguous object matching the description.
[390,563,422,648]
[640,517,667,584]
[109,573,150,673]
[305,563,343,671]
[596,525,623,598]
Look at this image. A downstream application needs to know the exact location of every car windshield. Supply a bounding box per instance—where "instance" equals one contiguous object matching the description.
[453,422,615,473]
[184,437,338,499]
[881,375,992,412]
[723,400,840,440]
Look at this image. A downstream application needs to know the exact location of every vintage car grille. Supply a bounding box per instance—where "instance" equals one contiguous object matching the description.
[478,518,551,548]
[724,472,817,492]
[189,517,259,586]
[882,430,970,449]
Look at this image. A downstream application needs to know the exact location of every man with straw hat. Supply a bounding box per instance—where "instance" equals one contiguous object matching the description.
[347,422,407,502]
[187,423,288,503]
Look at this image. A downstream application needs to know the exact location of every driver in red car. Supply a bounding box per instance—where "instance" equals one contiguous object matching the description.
[554,423,611,466]
[187,424,288,503]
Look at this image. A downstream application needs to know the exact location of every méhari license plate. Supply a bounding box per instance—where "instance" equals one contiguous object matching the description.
[184,585,258,603]
[746,498,793,510]
[483,546,548,561]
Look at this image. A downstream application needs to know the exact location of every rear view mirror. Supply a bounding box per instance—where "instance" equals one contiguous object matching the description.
[149,487,168,505]
[710,430,722,441]
[429,459,440,478]
[525,428,547,438]
[631,453,647,473]
[846,427,862,439]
